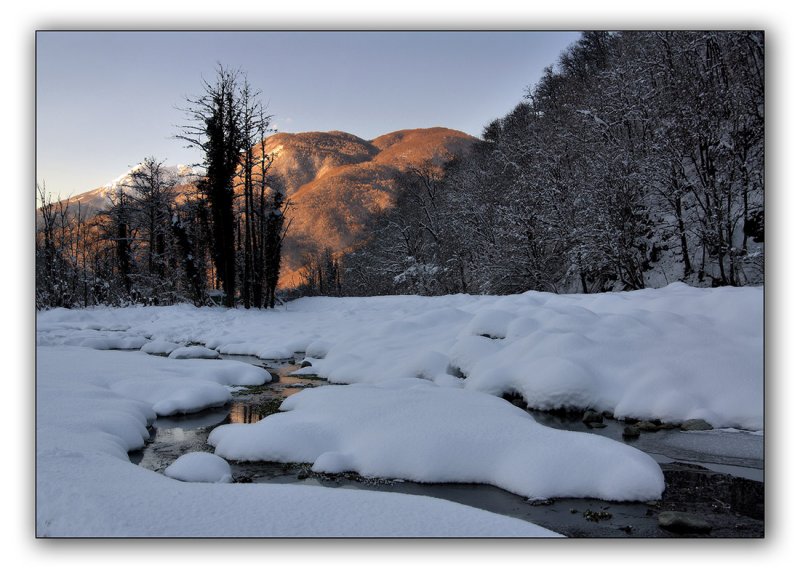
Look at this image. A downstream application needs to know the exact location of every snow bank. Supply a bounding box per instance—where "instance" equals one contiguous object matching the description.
[36,345,559,537]
[168,345,220,360]
[76,334,148,350]
[140,339,182,355]
[164,452,233,483]
[294,286,763,429]
[209,379,665,501]
[35,284,762,534]
[38,346,269,418]
[112,377,232,416]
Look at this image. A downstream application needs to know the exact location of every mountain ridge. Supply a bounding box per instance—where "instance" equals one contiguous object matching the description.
[68,127,478,288]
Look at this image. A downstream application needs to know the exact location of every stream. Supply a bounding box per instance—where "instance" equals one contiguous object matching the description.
[128,354,764,538]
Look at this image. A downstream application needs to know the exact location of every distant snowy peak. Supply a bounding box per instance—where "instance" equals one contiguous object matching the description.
[103,163,202,191]
[67,164,202,214]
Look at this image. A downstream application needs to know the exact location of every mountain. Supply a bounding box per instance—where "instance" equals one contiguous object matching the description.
[267,127,477,286]
[68,127,477,289]
[68,164,201,215]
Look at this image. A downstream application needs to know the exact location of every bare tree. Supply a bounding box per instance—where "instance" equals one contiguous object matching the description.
[177,65,248,307]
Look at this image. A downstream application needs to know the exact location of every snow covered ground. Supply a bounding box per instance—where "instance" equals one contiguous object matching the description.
[36,346,558,537]
[209,380,664,501]
[35,284,762,537]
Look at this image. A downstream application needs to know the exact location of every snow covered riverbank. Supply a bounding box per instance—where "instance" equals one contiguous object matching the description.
[36,346,559,537]
[35,284,762,536]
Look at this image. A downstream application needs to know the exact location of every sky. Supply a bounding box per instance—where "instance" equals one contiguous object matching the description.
[36,31,580,197]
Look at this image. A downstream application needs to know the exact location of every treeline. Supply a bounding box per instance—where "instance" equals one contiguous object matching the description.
[35,67,287,309]
[339,31,764,296]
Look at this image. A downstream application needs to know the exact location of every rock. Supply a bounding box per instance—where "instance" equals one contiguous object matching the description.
[622,425,641,438]
[582,410,603,424]
[588,422,607,429]
[618,525,634,535]
[658,511,712,534]
[681,419,713,431]
[287,358,296,365]
[583,509,613,522]
[446,364,467,379]
[300,360,312,368]
[635,420,660,432]
[623,416,639,424]
[502,391,527,409]
[297,471,309,480]
[526,498,554,506]
[602,410,615,419]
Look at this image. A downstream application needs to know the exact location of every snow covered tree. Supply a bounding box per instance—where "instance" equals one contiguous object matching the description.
[342,30,763,296]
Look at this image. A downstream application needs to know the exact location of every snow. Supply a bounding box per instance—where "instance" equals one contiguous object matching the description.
[164,452,233,483]
[36,343,558,537]
[103,163,200,191]
[209,379,665,501]
[464,308,516,339]
[140,339,182,355]
[76,334,148,350]
[168,345,220,359]
[114,376,232,416]
[35,283,762,536]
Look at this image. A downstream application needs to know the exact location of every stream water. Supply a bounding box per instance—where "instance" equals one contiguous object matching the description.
[128,353,764,538]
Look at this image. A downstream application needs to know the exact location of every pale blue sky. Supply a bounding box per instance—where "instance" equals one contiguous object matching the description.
[36,31,581,197]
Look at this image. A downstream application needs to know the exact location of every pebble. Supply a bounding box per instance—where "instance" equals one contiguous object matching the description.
[680,419,713,431]
[622,425,641,438]
[582,410,604,424]
[658,511,712,534]
[526,498,554,506]
[635,420,660,432]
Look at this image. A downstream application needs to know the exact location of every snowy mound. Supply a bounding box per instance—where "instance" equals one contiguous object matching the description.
[209,380,666,501]
[35,284,763,536]
[168,346,220,360]
[164,452,233,483]
[35,346,269,417]
[296,285,764,430]
[36,345,560,537]
[140,339,182,355]
[76,334,148,350]
[37,284,763,431]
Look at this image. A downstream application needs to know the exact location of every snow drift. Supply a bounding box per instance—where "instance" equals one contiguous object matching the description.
[209,379,665,501]
[36,284,762,535]
[36,345,559,537]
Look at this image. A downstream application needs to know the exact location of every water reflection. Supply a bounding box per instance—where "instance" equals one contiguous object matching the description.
[154,407,229,430]
[130,355,324,470]
[228,402,266,424]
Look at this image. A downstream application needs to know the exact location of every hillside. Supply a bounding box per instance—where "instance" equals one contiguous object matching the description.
[271,128,475,285]
[69,127,477,289]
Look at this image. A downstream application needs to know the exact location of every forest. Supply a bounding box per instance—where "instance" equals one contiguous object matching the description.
[36,67,287,309]
[338,31,764,296]
[35,31,764,308]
